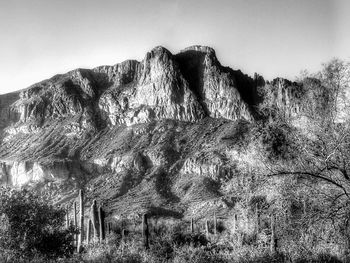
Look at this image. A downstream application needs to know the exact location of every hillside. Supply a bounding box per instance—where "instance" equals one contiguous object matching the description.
[0,46,304,221]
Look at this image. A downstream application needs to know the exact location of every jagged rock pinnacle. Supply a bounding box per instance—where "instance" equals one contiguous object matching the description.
[0,45,305,219]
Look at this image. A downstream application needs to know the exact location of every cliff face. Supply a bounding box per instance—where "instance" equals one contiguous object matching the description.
[0,91,20,136]
[4,46,259,140]
[266,78,303,117]
[175,46,255,121]
[0,46,305,218]
[97,47,206,126]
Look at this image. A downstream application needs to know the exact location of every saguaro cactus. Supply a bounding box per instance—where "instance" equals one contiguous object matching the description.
[233,214,237,233]
[105,222,109,235]
[190,218,194,233]
[121,229,126,243]
[77,189,84,253]
[238,232,243,246]
[255,203,260,234]
[142,213,149,249]
[205,219,209,239]
[214,212,217,236]
[90,199,98,242]
[98,205,105,243]
[73,202,77,246]
[87,219,92,244]
[109,222,112,234]
[66,204,69,229]
[73,202,77,226]
[270,214,277,254]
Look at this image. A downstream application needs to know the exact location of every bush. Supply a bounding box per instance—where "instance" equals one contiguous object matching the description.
[238,252,286,263]
[0,187,77,259]
[150,235,174,261]
[171,231,208,247]
[173,246,227,263]
[295,253,343,263]
[257,121,297,161]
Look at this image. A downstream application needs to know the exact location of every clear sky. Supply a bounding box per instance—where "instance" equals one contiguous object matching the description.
[0,0,349,94]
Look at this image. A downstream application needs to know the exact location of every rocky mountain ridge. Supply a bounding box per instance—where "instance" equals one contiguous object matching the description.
[0,46,303,219]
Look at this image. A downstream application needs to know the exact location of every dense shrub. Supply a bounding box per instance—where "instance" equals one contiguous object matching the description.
[258,122,297,161]
[0,187,77,259]
[237,252,286,263]
[171,231,208,247]
[150,235,174,261]
[173,246,227,263]
[294,253,343,263]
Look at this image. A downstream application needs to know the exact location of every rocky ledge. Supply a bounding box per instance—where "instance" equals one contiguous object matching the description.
[0,46,305,219]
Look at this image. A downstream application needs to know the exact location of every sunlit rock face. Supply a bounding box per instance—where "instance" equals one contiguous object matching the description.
[176,46,255,121]
[5,45,257,140]
[97,46,206,126]
[0,45,308,217]
[7,69,99,140]
[82,152,148,175]
[0,161,71,187]
[0,45,263,198]
[181,152,234,181]
[266,78,303,117]
[0,91,20,136]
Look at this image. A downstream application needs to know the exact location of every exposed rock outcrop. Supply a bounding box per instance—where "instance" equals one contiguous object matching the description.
[175,45,254,121]
[4,45,261,142]
[266,78,303,117]
[0,160,77,187]
[0,91,20,137]
[97,46,205,126]
[0,46,309,219]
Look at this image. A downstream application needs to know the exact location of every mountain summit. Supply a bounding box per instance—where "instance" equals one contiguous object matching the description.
[0,46,300,218]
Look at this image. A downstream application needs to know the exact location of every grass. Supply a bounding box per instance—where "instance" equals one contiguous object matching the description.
[1,228,346,263]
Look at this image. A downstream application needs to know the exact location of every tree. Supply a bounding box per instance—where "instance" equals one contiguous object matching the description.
[0,187,77,259]
[319,58,350,123]
[258,58,350,255]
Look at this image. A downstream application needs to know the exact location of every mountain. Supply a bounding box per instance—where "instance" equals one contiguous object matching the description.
[0,46,303,219]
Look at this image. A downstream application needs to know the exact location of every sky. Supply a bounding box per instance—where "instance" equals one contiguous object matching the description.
[0,0,349,94]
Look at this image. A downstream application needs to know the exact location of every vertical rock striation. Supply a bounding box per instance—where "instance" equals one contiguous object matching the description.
[0,45,305,195]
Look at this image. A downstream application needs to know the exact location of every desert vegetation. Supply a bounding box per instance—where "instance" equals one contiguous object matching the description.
[0,186,347,263]
[1,58,350,263]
